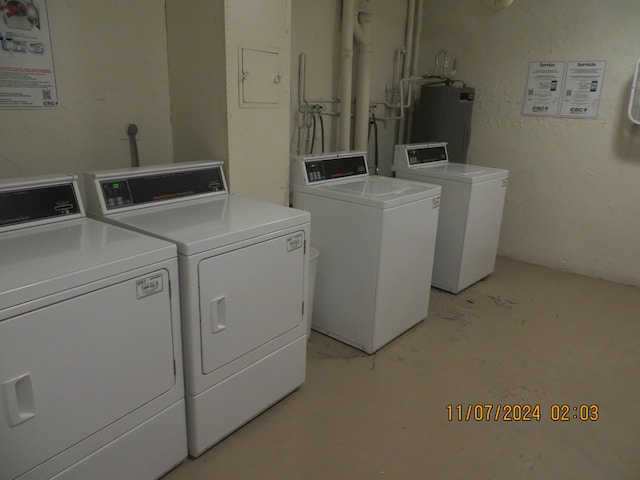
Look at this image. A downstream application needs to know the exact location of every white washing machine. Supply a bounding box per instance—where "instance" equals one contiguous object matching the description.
[393,142,509,294]
[84,161,310,457]
[290,151,441,354]
[0,175,187,480]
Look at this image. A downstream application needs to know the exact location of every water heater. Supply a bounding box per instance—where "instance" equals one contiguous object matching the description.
[410,85,475,164]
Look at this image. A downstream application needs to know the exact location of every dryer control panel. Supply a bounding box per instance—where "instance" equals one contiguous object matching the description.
[86,162,228,214]
[0,175,84,231]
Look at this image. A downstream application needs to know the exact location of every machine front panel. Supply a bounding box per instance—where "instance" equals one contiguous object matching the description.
[0,270,176,480]
[199,233,305,375]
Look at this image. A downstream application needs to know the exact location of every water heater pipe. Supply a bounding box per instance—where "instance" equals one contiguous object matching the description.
[353,11,372,151]
[338,0,356,150]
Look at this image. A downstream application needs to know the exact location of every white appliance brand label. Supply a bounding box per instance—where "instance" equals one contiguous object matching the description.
[286,233,304,252]
[136,274,163,299]
[432,197,441,209]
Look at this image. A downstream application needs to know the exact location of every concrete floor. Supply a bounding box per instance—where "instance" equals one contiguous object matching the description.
[163,257,640,480]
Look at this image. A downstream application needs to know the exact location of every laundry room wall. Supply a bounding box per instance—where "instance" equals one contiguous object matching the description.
[292,0,640,286]
[291,0,413,176]
[167,0,292,205]
[418,0,640,286]
[0,0,173,181]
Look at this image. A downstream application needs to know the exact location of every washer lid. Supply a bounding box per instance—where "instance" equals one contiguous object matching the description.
[98,195,310,256]
[291,175,441,208]
[399,162,508,183]
[0,218,176,313]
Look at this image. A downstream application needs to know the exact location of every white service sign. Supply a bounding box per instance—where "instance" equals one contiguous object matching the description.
[523,60,606,119]
[522,61,565,116]
[559,61,606,119]
[0,0,58,109]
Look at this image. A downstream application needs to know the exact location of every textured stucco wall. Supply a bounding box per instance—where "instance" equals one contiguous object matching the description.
[0,0,174,184]
[420,0,640,286]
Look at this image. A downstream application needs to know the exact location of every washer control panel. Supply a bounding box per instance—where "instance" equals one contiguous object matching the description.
[406,144,448,165]
[303,154,368,184]
[98,165,226,211]
[0,178,83,229]
[394,142,449,169]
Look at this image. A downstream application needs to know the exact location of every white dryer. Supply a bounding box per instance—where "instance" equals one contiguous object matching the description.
[290,152,441,354]
[393,142,508,294]
[84,161,310,457]
[0,175,187,480]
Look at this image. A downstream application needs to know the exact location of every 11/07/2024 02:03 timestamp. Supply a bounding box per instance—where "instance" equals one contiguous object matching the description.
[446,404,600,422]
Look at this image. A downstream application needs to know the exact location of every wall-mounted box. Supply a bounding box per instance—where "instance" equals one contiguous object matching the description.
[240,46,281,107]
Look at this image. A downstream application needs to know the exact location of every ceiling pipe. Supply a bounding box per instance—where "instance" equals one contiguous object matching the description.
[338,0,356,151]
[353,11,372,151]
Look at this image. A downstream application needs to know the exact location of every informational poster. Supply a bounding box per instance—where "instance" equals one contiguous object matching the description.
[0,0,58,109]
[523,60,606,119]
[522,61,565,116]
[559,61,606,119]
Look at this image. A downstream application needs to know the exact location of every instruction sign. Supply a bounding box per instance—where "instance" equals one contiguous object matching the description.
[559,61,606,119]
[523,61,565,116]
[523,60,606,119]
[0,0,58,109]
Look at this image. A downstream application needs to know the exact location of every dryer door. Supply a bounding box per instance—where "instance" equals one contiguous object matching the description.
[199,232,305,374]
[0,269,176,480]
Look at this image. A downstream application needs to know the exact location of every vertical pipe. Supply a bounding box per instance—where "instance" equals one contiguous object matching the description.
[397,0,416,145]
[353,12,372,151]
[411,0,423,76]
[126,123,140,167]
[299,53,306,108]
[339,0,355,150]
[392,49,403,106]
[405,0,424,143]
[297,53,306,154]
[403,0,415,80]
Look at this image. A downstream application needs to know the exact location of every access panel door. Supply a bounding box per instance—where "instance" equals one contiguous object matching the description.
[199,232,305,374]
[0,270,176,480]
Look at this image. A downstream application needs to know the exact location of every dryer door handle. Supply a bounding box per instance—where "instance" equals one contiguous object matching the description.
[2,373,36,427]
[209,295,227,334]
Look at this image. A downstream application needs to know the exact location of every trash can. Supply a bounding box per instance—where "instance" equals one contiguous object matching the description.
[307,247,319,338]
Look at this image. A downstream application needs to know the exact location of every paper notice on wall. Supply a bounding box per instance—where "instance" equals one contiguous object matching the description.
[522,61,565,116]
[0,0,58,109]
[522,60,607,119]
[558,61,606,119]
